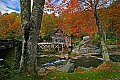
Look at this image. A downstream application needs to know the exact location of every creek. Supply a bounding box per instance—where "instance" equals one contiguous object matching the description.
[37,55,120,68]
[0,48,120,68]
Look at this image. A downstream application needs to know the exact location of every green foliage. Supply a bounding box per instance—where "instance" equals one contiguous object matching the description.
[9,75,29,80]
[106,39,116,45]
[9,75,38,80]
[70,52,78,56]
[40,13,58,39]
[72,41,79,46]
[38,37,43,43]
[37,50,57,55]
[107,45,118,51]
[0,60,18,80]
[42,34,51,42]
[0,59,38,80]
[91,32,117,46]
[106,32,115,39]
[90,33,100,46]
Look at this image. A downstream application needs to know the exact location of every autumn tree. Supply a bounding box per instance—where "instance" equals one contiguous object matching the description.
[56,0,97,37]
[106,4,120,44]
[19,0,45,75]
[0,13,21,39]
[44,0,69,16]
[40,13,58,41]
[42,0,77,40]
[100,4,120,44]
[79,0,111,61]
[57,0,83,36]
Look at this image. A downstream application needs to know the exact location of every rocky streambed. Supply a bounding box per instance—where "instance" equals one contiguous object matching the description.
[37,53,120,74]
[37,44,120,74]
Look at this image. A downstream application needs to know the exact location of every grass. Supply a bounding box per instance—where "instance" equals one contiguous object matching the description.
[39,62,120,80]
[8,62,120,80]
[39,70,120,80]
[37,50,57,55]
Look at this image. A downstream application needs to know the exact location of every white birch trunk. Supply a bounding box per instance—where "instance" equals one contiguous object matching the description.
[94,2,110,62]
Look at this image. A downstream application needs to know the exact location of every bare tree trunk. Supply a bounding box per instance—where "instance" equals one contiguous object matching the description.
[19,0,31,74]
[94,4,110,62]
[19,0,45,75]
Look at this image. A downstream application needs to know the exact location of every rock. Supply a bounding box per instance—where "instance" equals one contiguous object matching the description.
[45,66,56,72]
[81,54,91,58]
[38,66,56,74]
[72,44,100,54]
[83,36,90,41]
[71,55,82,59]
[74,67,81,71]
[38,67,46,74]
[57,59,75,73]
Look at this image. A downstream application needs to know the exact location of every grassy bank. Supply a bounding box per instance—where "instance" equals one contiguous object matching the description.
[5,62,120,80]
[39,62,120,80]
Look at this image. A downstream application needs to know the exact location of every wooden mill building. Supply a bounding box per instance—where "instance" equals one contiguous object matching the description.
[52,28,71,51]
[38,28,71,52]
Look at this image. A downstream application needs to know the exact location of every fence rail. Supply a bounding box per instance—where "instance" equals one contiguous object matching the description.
[38,42,65,51]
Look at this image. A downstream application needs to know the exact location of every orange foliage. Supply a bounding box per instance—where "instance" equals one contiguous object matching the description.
[106,4,120,33]
[0,14,21,39]
[44,0,98,36]
[58,9,97,36]
[100,4,120,38]
[53,0,98,36]
[96,63,113,72]
[44,0,120,38]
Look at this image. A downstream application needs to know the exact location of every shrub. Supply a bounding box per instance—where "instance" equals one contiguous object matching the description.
[105,39,116,45]
[0,59,18,80]
[90,33,100,46]
[70,52,79,56]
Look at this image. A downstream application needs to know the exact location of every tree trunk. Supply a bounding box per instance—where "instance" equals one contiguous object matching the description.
[94,5,110,62]
[19,0,45,75]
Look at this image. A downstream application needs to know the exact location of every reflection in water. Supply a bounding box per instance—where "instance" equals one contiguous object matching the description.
[74,57,103,68]
[110,55,120,62]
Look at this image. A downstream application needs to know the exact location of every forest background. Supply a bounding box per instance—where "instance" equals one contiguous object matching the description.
[0,0,120,79]
[0,0,120,46]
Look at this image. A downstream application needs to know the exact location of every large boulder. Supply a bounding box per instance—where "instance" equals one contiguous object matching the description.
[45,66,56,72]
[38,66,56,74]
[57,59,75,73]
[38,67,46,74]
[72,44,100,54]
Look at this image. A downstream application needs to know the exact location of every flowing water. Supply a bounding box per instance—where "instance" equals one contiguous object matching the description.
[37,55,120,68]
[37,56,66,67]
